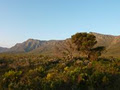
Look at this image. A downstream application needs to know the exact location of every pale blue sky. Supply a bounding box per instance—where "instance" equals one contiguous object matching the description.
[0,0,120,47]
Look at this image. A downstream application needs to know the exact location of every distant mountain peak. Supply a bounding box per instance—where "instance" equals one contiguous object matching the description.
[27,38,39,41]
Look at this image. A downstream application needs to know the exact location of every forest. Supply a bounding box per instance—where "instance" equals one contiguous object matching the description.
[0,33,120,90]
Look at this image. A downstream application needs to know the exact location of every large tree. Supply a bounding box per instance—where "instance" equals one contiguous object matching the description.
[71,32,97,58]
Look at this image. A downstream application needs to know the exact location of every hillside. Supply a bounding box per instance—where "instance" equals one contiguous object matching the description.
[1,33,120,58]
[93,33,120,58]
[8,39,46,53]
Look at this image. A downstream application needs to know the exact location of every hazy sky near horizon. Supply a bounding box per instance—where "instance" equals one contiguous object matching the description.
[0,0,120,47]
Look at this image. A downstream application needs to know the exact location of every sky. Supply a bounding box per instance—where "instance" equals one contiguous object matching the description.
[0,0,120,47]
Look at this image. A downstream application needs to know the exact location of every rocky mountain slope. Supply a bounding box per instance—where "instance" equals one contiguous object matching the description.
[9,39,46,53]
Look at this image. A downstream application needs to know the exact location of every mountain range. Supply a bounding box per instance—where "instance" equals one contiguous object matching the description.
[0,32,120,58]
[0,47,8,53]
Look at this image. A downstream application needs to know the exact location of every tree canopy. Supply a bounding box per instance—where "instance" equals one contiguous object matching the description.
[71,32,104,60]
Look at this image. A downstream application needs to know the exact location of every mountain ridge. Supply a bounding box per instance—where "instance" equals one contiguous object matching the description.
[0,32,120,58]
[0,47,8,53]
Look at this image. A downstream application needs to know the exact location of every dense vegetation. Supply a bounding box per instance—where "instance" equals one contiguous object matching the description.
[0,33,120,90]
[0,54,120,90]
